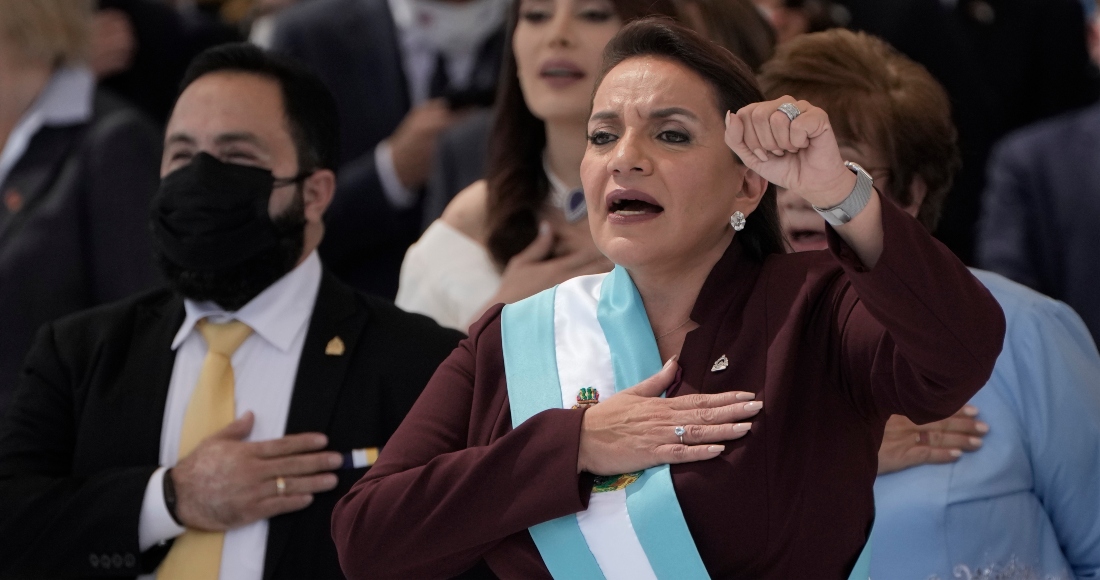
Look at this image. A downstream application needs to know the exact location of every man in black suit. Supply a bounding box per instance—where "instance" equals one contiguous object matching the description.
[978,101,1100,345]
[0,44,464,579]
[270,0,507,299]
[0,0,162,415]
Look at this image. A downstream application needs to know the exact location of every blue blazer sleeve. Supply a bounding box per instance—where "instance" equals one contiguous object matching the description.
[1009,299,1100,578]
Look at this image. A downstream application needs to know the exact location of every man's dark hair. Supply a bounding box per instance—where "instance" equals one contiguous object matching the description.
[179,42,340,172]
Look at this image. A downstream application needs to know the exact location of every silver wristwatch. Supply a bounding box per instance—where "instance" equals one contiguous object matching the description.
[812,161,874,226]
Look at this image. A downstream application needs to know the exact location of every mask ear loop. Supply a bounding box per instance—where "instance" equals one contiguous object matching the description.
[272,169,315,189]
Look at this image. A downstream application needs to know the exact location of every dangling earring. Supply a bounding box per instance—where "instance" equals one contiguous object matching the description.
[730,211,746,231]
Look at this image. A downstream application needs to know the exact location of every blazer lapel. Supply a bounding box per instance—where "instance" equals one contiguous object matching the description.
[93,290,184,467]
[0,125,85,245]
[263,271,368,579]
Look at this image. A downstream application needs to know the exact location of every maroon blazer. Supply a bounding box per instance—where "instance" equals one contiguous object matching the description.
[332,200,1006,579]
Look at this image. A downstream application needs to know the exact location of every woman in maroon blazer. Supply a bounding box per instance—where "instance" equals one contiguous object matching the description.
[331,19,1005,579]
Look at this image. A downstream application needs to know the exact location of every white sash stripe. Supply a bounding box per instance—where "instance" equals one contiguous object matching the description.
[554,274,658,580]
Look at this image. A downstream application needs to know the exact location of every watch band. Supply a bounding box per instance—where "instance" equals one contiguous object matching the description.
[813,161,874,226]
[163,468,183,526]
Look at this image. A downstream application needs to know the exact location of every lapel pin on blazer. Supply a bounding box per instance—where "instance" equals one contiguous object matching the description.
[711,355,729,372]
[4,188,23,213]
[325,336,345,356]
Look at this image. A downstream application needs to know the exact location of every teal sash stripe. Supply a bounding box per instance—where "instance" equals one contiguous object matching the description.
[501,288,562,425]
[502,288,605,579]
[596,266,663,391]
[598,267,712,579]
[503,272,872,579]
[847,525,873,580]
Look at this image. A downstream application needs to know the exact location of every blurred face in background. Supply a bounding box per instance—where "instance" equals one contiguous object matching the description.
[513,0,624,124]
[778,140,913,253]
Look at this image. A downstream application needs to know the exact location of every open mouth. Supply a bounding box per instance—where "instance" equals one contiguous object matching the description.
[539,60,585,81]
[787,228,828,251]
[606,189,665,217]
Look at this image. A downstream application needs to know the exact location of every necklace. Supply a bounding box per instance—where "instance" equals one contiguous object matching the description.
[654,318,691,341]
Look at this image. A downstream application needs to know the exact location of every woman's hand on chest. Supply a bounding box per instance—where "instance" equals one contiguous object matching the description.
[577,357,763,476]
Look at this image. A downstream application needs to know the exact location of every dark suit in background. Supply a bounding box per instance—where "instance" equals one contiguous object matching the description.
[270,0,503,299]
[96,0,242,125]
[977,102,1100,345]
[0,271,464,578]
[837,0,1099,263]
[0,90,161,415]
[423,109,493,228]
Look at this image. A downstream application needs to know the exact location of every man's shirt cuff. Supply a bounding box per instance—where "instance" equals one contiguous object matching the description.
[138,467,186,552]
[375,141,419,209]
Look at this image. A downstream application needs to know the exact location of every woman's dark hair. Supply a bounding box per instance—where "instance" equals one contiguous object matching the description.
[592,18,787,262]
[179,43,340,173]
[485,0,680,267]
[674,0,776,72]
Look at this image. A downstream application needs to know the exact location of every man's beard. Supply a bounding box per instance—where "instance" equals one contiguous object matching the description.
[157,191,307,311]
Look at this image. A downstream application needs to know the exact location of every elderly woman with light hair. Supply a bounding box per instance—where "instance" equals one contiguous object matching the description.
[0,0,161,413]
[762,28,1100,579]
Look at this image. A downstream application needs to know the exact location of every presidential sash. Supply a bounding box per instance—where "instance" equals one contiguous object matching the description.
[501,266,872,580]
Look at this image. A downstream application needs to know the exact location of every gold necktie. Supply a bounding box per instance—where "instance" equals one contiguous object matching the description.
[158,319,253,580]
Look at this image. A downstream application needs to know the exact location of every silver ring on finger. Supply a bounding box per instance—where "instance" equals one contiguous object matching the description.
[674,425,686,444]
[777,102,801,122]
[275,476,287,496]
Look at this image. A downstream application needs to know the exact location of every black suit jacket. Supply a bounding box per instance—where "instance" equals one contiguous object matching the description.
[0,270,464,579]
[270,0,503,299]
[978,102,1100,344]
[0,89,162,415]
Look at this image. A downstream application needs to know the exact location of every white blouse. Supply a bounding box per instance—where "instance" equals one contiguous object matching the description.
[395,220,502,332]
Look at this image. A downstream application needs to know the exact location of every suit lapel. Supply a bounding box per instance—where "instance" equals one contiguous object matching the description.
[0,125,85,245]
[263,271,368,579]
[103,291,184,466]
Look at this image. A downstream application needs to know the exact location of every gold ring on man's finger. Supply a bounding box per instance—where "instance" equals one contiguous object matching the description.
[276,476,287,496]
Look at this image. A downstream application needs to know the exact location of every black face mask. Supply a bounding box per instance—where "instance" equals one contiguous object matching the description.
[151,152,307,310]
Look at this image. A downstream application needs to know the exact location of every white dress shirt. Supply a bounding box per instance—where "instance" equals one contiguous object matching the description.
[0,67,93,189]
[137,251,322,580]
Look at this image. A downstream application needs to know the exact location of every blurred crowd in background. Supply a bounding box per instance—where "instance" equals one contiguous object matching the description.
[2,0,1100,578]
[2,0,1099,448]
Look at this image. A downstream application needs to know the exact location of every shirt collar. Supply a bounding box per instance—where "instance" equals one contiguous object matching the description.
[35,66,95,126]
[0,66,94,188]
[172,251,323,352]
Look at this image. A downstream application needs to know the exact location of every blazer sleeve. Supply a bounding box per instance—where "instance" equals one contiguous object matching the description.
[1009,300,1100,577]
[829,197,1006,424]
[0,323,154,578]
[331,306,592,579]
[81,107,163,303]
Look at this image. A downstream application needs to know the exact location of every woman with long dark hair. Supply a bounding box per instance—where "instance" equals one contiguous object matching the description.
[396,0,682,332]
[334,20,1005,578]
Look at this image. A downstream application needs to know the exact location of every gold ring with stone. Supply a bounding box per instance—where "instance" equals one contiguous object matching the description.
[276,476,287,496]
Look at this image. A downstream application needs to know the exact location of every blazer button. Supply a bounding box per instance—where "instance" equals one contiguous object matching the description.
[89,554,99,568]
[112,554,123,568]
[101,554,111,569]
[125,553,136,568]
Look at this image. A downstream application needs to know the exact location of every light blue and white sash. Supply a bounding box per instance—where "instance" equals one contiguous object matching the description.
[501,266,872,580]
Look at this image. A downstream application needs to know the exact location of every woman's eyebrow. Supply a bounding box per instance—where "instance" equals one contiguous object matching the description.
[650,107,698,121]
[590,110,619,122]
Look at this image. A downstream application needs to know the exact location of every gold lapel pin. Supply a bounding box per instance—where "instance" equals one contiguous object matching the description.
[711,355,729,372]
[325,336,345,356]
